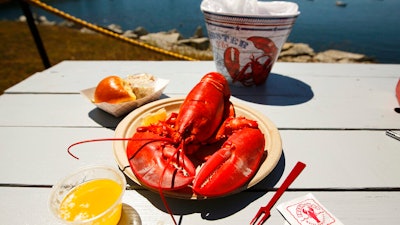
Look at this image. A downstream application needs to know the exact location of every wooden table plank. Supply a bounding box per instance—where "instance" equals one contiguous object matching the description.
[0,94,117,128]
[3,62,398,129]
[0,127,117,185]
[1,187,398,225]
[6,61,400,94]
[1,127,398,188]
[0,92,397,129]
[277,130,400,188]
[5,61,216,94]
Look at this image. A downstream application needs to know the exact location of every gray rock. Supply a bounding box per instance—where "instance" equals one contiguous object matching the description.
[140,32,182,43]
[122,30,138,39]
[139,32,183,49]
[80,27,96,34]
[193,26,204,38]
[18,14,56,25]
[18,15,26,22]
[281,42,294,51]
[107,24,123,34]
[178,37,210,50]
[314,50,374,63]
[38,15,56,25]
[278,43,374,63]
[59,20,75,28]
[133,26,149,37]
[279,43,315,57]
[279,55,314,63]
[167,29,179,34]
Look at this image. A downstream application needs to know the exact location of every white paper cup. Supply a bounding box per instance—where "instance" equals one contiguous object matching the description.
[201,5,299,86]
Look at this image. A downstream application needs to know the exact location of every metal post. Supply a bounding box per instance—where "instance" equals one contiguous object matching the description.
[19,0,51,69]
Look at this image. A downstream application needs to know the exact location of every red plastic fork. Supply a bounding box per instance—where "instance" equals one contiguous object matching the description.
[250,161,306,225]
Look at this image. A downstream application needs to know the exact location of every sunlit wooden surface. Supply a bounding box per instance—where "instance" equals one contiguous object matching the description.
[1,61,399,224]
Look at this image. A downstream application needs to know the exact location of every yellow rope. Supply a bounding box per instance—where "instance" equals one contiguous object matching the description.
[25,0,197,61]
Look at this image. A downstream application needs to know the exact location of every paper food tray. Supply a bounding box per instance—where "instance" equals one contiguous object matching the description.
[81,78,169,117]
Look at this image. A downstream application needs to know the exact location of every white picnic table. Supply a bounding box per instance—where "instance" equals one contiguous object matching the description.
[0,61,399,224]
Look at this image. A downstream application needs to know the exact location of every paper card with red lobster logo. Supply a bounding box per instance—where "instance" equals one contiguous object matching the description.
[277,193,344,225]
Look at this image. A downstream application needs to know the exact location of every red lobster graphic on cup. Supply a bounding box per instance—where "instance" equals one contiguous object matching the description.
[224,36,278,86]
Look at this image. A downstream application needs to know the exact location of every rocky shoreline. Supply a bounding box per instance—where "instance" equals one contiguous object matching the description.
[19,15,375,63]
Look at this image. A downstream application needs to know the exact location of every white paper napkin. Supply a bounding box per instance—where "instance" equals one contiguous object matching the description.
[277,193,344,225]
[201,0,299,16]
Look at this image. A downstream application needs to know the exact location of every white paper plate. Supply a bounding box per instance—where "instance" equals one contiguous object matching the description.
[81,78,169,117]
[113,97,282,199]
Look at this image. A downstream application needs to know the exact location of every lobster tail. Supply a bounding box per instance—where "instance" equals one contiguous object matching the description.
[127,131,196,190]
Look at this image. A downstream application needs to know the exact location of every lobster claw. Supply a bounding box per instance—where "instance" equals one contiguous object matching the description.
[127,131,196,190]
[247,36,278,57]
[192,127,265,197]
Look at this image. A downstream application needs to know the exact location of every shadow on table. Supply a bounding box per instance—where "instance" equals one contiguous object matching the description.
[87,74,312,128]
[230,73,314,106]
[131,151,286,222]
[88,108,124,130]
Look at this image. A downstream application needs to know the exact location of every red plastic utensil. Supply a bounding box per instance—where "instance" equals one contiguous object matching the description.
[250,161,306,225]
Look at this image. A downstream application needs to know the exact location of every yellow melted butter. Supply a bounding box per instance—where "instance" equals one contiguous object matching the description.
[59,179,122,222]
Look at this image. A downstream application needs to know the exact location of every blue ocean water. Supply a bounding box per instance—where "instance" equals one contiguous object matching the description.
[1,0,399,63]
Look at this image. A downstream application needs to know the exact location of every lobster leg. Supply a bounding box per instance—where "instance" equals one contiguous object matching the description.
[192,127,265,197]
[127,131,196,190]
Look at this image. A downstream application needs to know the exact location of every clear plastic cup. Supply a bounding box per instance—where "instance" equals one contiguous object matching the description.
[49,165,126,225]
[201,2,299,86]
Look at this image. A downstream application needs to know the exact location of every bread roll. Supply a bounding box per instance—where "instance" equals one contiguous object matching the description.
[94,76,137,103]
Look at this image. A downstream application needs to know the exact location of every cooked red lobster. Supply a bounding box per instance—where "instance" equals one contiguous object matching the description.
[126,72,266,197]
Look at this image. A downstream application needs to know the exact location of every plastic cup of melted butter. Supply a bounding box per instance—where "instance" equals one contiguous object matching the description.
[49,165,126,225]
